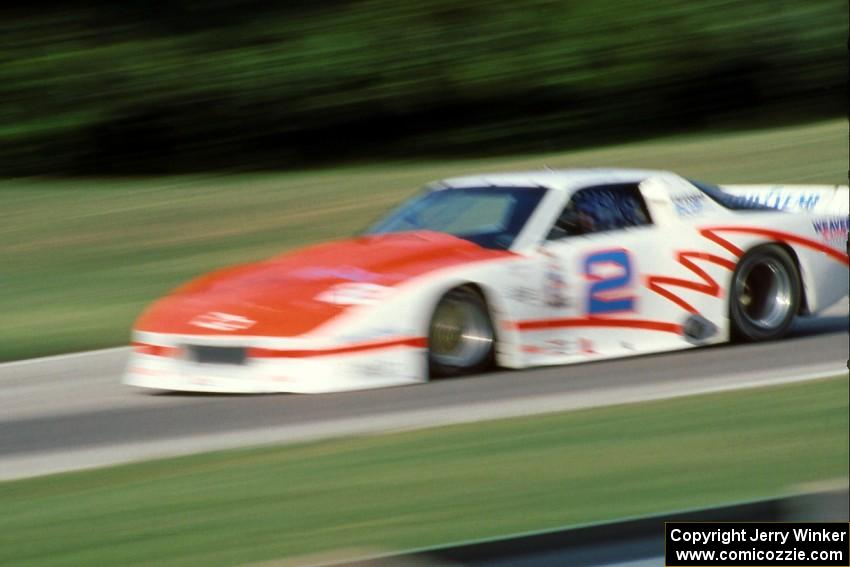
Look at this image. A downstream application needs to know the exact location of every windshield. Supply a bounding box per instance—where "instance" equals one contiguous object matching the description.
[365,186,546,249]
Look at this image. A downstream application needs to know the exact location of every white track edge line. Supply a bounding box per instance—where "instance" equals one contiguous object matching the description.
[0,346,129,369]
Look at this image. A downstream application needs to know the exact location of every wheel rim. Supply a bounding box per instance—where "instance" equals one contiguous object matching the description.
[429,296,493,368]
[735,257,793,330]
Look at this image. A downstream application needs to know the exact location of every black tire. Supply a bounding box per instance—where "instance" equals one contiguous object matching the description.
[428,287,495,377]
[729,244,800,342]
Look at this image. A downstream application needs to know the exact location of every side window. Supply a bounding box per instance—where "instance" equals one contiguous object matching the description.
[548,184,652,239]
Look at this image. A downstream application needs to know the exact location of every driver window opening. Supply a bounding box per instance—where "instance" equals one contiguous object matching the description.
[548,183,653,239]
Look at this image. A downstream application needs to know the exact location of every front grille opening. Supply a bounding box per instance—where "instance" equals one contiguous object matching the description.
[187,345,247,365]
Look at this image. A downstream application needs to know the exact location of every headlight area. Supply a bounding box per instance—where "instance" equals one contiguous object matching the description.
[131,342,182,358]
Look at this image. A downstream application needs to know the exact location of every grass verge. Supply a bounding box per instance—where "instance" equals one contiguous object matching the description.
[1,119,846,360]
[0,376,846,566]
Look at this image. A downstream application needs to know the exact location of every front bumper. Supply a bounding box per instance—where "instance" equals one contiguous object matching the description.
[123,334,428,394]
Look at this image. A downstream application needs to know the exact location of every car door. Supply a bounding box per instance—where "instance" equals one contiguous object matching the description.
[521,183,680,361]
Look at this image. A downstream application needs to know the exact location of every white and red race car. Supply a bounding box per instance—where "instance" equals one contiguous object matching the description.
[125,169,849,393]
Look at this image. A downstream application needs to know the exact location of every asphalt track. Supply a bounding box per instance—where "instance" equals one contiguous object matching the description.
[1,300,847,481]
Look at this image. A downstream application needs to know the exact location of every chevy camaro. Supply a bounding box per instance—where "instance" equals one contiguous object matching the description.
[125,169,849,393]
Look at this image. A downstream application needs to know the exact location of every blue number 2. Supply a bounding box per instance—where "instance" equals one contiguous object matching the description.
[585,249,635,315]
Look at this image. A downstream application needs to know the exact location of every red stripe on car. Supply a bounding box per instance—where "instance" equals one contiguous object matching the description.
[511,317,682,334]
[702,226,849,266]
[247,336,427,358]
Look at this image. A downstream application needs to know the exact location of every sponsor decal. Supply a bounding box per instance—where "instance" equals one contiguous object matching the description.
[509,285,540,305]
[315,282,393,305]
[729,189,821,211]
[812,216,849,243]
[508,261,543,305]
[522,338,596,356]
[672,193,705,216]
[543,257,569,308]
[190,312,256,331]
[544,339,572,355]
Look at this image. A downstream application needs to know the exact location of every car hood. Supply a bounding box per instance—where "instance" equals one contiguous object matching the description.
[135,231,511,337]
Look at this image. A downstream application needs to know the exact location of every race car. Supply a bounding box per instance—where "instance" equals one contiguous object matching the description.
[124,169,849,393]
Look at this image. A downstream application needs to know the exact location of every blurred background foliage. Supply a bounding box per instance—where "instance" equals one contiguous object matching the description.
[0,0,845,174]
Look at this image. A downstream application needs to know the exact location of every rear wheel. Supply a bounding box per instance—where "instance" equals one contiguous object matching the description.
[729,244,800,342]
[428,287,495,377]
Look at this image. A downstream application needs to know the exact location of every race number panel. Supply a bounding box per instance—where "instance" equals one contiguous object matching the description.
[584,249,635,315]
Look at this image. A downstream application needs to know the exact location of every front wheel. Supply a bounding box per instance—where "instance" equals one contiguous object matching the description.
[428,287,495,377]
[729,244,800,342]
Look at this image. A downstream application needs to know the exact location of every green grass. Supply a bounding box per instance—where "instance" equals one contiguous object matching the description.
[1,119,846,360]
[0,377,846,566]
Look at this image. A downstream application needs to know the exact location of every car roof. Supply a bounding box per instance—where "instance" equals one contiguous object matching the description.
[435,168,667,193]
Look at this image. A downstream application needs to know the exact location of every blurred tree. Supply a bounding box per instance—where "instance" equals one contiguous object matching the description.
[0,0,845,174]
